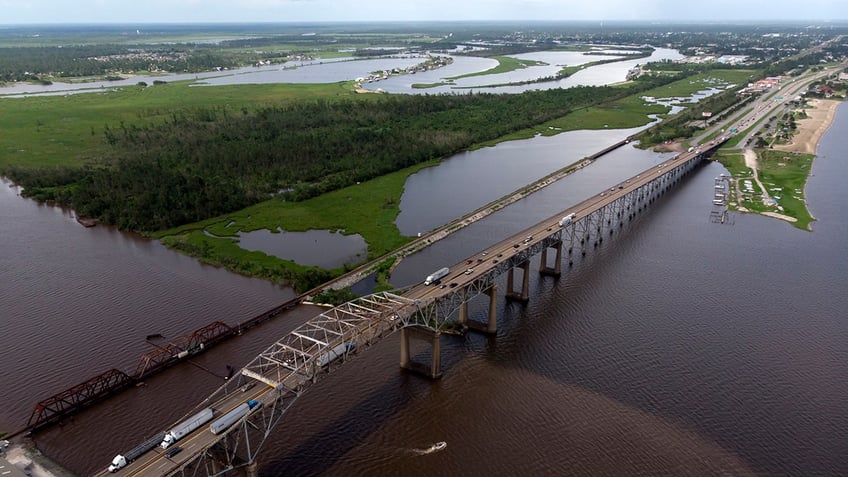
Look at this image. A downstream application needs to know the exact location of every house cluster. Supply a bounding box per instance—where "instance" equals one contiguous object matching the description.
[813,84,835,97]
[86,51,187,64]
[740,76,782,94]
[255,54,310,67]
[682,54,751,66]
[355,55,453,85]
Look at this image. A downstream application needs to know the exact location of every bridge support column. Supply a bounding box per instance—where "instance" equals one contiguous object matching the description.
[465,284,498,335]
[208,459,224,474]
[458,287,469,326]
[539,240,562,277]
[505,261,530,302]
[244,463,259,477]
[485,284,498,334]
[399,326,442,379]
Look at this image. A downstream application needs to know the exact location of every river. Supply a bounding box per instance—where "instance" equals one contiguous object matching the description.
[3,104,844,476]
[1,48,846,474]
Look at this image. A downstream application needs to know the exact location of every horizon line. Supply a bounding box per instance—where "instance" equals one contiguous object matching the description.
[2,19,848,27]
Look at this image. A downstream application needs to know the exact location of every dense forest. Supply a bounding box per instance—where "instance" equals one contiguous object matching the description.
[6,74,682,232]
[0,44,246,82]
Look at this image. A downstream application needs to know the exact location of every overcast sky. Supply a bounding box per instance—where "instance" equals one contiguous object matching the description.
[1,0,846,24]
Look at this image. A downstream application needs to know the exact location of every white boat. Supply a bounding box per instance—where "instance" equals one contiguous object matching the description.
[432,441,447,451]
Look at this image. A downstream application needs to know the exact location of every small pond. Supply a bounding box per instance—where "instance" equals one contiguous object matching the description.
[237,228,368,269]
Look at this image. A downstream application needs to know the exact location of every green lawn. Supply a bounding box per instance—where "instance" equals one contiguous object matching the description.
[712,149,814,231]
[758,149,815,230]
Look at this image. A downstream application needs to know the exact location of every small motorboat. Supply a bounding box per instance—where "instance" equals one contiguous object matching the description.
[432,441,447,451]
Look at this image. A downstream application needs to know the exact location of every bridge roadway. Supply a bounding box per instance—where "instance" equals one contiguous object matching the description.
[106,139,724,477]
[407,144,716,299]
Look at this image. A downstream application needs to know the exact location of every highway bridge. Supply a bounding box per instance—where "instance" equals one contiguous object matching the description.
[100,136,729,477]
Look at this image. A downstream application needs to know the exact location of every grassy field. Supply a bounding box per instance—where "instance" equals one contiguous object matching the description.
[411,81,455,89]
[445,56,547,80]
[758,149,815,230]
[0,80,359,169]
[712,149,814,230]
[641,69,756,99]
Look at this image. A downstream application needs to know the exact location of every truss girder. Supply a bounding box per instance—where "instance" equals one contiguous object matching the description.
[241,292,417,389]
[27,368,132,430]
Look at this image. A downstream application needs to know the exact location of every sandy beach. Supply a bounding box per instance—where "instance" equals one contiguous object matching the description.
[773,98,842,154]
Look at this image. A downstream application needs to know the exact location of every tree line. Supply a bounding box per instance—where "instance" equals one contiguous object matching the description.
[7,74,682,232]
[0,44,245,82]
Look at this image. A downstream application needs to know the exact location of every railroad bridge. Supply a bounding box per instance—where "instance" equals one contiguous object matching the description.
[95,138,727,477]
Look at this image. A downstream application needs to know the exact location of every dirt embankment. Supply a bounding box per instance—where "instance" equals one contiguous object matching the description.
[652,140,685,153]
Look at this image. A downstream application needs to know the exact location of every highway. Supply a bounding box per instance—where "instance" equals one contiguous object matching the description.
[100,382,268,476]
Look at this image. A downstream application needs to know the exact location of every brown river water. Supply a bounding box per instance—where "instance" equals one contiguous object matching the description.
[2,105,847,476]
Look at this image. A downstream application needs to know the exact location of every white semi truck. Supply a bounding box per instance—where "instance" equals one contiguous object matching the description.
[559,213,577,227]
[317,342,355,367]
[107,431,165,472]
[210,400,262,435]
[161,408,214,449]
[424,267,450,285]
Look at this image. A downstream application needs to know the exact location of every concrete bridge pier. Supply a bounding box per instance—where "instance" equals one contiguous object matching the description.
[207,459,223,475]
[539,240,562,276]
[463,284,498,334]
[399,326,442,379]
[243,463,259,477]
[505,261,530,302]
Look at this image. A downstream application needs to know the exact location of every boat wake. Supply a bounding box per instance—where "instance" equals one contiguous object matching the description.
[411,441,447,455]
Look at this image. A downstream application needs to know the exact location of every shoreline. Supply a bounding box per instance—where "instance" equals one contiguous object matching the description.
[776,98,842,226]
[3,440,75,477]
[728,98,842,229]
[773,98,841,155]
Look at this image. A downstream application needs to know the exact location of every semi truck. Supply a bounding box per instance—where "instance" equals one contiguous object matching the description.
[559,213,577,227]
[107,431,165,472]
[161,408,214,449]
[210,400,262,435]
[424,267,450,285]
[317,342,354,367]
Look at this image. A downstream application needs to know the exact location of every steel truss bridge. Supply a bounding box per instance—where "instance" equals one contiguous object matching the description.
[114,138,727,477]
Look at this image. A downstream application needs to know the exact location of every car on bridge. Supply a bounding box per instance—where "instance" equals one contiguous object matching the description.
[164,446,183,458]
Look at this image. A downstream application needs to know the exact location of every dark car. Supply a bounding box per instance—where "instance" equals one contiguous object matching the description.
[165,446,183,458]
